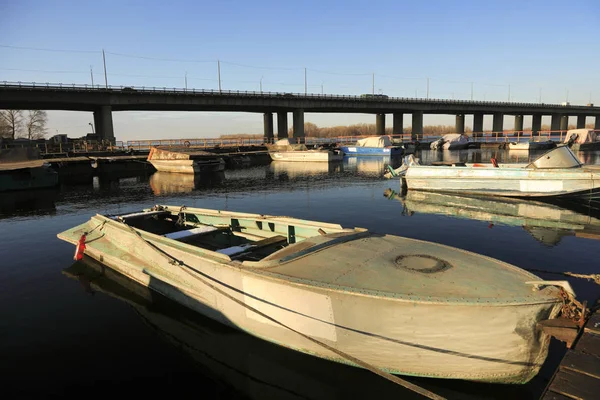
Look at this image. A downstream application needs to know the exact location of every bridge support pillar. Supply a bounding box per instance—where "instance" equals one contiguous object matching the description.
[293,109,304,142]
[455,114,465,134]
[514,115,524,132]
[492,112,504,135]
[577,115,587,129]
[93,106,115,144]
[263,112,274,143]
[560,115,569,131]
[596,116,600,130]
[411,111,423,139]
[376,113,386,135]
[551,114,561,132]
[473,113,484,135]
[392,113,403,135]
[277,112,288,139]
[532,114,542,136]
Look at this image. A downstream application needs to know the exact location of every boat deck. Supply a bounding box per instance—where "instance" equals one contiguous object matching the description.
[541,302,600,399]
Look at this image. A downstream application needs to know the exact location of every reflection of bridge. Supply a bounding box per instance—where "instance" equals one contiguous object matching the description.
[1,81,600,143]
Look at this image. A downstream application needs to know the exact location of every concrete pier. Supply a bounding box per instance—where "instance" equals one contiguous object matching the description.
[393,113,403,134]
[492,112,504,134]
[551,114,561,132]
[292,109,304,140]
[93,106,115,143]
[376,113,386,135]
[412,111,423,139]
[455,114,465,134]
[277,112,288,139]
[473,113,484,134]
[532,114,542,135]
[514,115,524,132]
[263,112,274,142]
[577,115,587,129]
[560,115,569,131]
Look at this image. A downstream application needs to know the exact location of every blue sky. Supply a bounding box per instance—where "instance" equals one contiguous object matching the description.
[1,0,599,140]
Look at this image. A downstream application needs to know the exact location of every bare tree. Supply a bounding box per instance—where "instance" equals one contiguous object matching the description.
[24,110,48,140]
[0,110,23,139]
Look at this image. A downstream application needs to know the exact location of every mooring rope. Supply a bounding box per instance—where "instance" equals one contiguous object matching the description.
[122,223,446,400]
[524,268,600,285]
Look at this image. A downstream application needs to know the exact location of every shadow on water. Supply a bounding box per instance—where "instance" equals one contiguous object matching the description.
[61,256,547,400]
[0,187,59,219]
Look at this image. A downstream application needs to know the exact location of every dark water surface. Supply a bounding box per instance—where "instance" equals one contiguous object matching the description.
[1,150,599,399]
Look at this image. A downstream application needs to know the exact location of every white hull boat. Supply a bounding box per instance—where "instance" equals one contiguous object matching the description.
[430,134,470,150]
[147,147,225,174]
[57,205,575,384]
[400,146,600,199]
[501,141,556,151]
[269,150,343,162]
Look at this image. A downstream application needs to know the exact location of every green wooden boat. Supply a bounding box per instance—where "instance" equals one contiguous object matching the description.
[58,205,574,384]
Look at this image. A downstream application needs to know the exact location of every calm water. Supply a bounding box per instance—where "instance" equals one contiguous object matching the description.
[1,149,599,399]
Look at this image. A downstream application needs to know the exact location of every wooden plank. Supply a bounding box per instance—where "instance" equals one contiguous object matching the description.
[576,333,600,356]
[548,369,600,399]
[562,350,600,379]
[584,313,600,335]
[542,391,576,400]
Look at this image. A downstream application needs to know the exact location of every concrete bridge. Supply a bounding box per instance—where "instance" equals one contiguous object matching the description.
[1,82,599,142]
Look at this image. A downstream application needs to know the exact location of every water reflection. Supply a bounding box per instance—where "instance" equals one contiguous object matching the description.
[269,160,342,178]
[149,171,225,195]
[0,187,59,218]
[384,189,600,246]
[413,149,600,166]
[62,257,538,400]
[342,156,402,176]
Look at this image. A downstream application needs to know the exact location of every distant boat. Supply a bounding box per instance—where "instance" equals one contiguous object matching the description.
[0,160,58,192]
[147,146,225,174]
[430,134,470,150]
[339,136,403,156]
[394,146,600,199]
[500,140,556,151]
[267,139,343,162]
[564,128,600,151]
[58,204,573,384]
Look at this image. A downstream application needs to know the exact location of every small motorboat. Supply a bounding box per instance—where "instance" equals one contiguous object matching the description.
[339,136,403,156]
[389,145,600,199]
[147,146,225,174]
[58,205,578,384]
[267,139,343,162]
[500,140,557,151]
[430,134,470,150]
[564,128,600,151]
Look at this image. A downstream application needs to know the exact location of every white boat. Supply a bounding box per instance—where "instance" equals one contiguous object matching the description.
[57,205,576,384]
[398,146,600,199]
[501,140,557,151]
[268,139,343,162]
[564,128,600,151]
[430,134,470,150]
[147,147,225,174]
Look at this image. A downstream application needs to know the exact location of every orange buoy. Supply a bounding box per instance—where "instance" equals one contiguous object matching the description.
[74,234,87,261]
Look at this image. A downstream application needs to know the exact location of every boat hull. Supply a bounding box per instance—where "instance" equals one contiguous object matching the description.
[58,215,562,384]
[269,150,343,162]
[0,166,58,192]
[149,159,225,174]
[404,166,600,199]
[340,146,403,156]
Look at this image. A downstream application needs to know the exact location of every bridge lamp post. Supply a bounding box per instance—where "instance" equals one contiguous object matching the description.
[185,71,188,90]
[89,122,95,134]
[260,76,263,93]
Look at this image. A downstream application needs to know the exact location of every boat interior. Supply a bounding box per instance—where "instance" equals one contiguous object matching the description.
[111,206,352,262]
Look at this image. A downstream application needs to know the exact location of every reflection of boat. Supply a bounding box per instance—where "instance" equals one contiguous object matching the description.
[340,136,403,156]
[268,139,343,162]
[344,156,393,176]
[402,146,600,199]
[270,161,340,178]
[149,171,225,195]
[564,128,600,151]
[63,257,513,400]
[384,189,600,246]
[59,205,569,384]
[430,134,470,150]
[147,147,225,174]
[0,186,58,218]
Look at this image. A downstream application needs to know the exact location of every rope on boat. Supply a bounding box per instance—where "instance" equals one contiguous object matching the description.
[524,268,600,285]
[122,223,446,400]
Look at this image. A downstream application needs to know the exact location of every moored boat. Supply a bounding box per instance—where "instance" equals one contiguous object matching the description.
[430,133,470,150]
[0,160,58,192]
[501,140,557,151]
[147,146,225,174]
[267,139,343,162]
[396,145,600,199]
[564,128,600,151]
[58,205,576,384]
[340,135,403,156]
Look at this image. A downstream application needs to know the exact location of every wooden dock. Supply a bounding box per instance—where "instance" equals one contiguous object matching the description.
[541,304,600,400]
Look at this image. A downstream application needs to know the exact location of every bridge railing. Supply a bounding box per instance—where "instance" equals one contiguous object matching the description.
[3,81,596,108]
